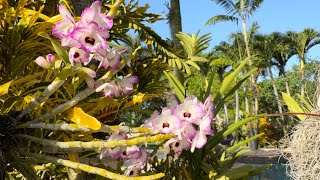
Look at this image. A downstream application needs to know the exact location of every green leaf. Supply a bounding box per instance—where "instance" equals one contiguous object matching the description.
[219,56,251,95]
[296,94,314,112]
[38,32,69,64]
[163,71,185,102]
[206,116,259,150]
[215,68,257,113]
[282,92,306,121]
[226,133,264,153]
[210,58,233,66]
[186,60,201,70]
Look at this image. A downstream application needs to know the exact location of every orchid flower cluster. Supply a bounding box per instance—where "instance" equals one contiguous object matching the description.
[35,1,138,98]
[145,95,215,154]
[98,132,149,176]
[97,95,215,176]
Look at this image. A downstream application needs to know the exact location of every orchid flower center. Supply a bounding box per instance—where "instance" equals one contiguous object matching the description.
[73,52,80,58]
[175,142,180,147]
[183,112,191,118]
[129,171,134,176]
[162,122,170,128]
[85,36,95,45]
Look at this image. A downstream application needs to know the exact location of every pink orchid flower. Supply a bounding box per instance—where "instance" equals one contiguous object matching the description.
[191,114,214,152]
[35,54,55,69]
[68,47,90,66]
[152,108,182,134]
[52,5,75,39]
[79,0,113,32]
[173,95,206,124]
[95,48,127,70]
[118,76,138,95]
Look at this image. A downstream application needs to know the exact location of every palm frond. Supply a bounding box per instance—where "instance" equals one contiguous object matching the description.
[205,15,238,26]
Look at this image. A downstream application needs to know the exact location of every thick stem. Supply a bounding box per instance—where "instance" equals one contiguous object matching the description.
[107,0,124,19]
[19,152,164,180]
[34,71,113,122]
[16,78,65,121]
[16,134,173,149]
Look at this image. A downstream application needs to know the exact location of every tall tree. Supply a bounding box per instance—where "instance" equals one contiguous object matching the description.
[167,0,184,106]
[272,33,295,96]
[286,29,320,97]
[252,32,288,134]
[205,0,264,150]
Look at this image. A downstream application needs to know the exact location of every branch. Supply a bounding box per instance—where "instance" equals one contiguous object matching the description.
[33,71,113,122]
[17,123,152,134]
[19,151,165,179]
[16,134,173,149]
[107,0,124,19]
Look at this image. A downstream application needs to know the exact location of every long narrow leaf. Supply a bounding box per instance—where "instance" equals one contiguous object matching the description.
[219,56,251,94]
[215,68,257,114]
[206,116,259,150]
[296,94,314,111]
[38,32,69,64]
[282,92,306,121]
[226,133,264,153]
[163,71,185,102]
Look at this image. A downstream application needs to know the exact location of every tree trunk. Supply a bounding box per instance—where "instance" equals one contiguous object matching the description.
[300,58,305,97]
[71,0,93,16]
[240,0,258,150]
[268,67,287,134]
[168,0,184,105]
[285,76,291,96]
[168,0,184,82]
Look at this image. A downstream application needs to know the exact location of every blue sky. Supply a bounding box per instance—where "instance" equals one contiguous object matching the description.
[136,0,320,71]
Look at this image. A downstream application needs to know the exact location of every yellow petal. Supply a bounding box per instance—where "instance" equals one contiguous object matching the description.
[0,80,13,96]
[68,107,101,130]
[132,92,145,104]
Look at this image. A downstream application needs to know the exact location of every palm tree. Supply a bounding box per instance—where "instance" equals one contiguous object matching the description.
[206,0,263,114]
[272,33,296,96]
[286,28,320,97]
[252,32,287,134]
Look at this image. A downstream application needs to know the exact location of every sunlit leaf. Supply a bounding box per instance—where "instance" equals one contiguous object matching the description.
[0,80,13,96]
[282,92,306,121]
[68,107,102,130]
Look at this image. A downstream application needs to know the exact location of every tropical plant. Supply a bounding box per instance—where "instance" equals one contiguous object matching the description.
[286,28,320,97]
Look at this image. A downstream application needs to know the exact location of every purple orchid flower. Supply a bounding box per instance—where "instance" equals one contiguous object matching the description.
[191,114,214,152]
[96,81,121,98]
[68,47,90,66]
[95,48,127,70]
[118,76,138,95]
[52,5,75,39]
[121,145,142,160]
[70,22,108,52]
[173,95,206,124]
[79,0,113,32]
[35,54,55,69]
[152,108,182,134]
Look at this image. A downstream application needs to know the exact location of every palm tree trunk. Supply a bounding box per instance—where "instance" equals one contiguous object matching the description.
[300,58,305,97]
[234,83,240,143]
[268,67,287,135]
[285,76,291,96]
[168,0,184,105]
[71,0,93,16]
[240,0,258,150]
[169,0,184,82]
